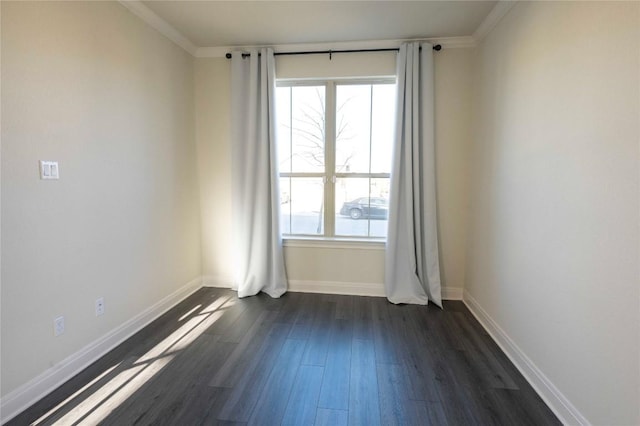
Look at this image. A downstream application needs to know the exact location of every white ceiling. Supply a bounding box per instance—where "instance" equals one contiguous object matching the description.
[141,1,498,48]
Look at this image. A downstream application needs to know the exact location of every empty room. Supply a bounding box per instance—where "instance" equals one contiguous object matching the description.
[1,1,638,425]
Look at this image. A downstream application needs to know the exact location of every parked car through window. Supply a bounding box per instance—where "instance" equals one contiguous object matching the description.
[339,197,389,220]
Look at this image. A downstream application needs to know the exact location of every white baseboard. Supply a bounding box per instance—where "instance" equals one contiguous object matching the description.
[289,281,463,300]
[288,279,386,297]
[202,276,462,301]
[441,286,463,300]
[201,275,233,289]
[202,276,384,297]
[463,292,590,426]
[0,276,203,424]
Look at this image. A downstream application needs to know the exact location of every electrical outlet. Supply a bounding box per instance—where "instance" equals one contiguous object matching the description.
[54,316,65,336]
[95,297,104,316]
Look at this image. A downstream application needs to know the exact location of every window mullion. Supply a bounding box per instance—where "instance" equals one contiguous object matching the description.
[368,85,374,237]
[289,87,293,234]
[325,82,337,237]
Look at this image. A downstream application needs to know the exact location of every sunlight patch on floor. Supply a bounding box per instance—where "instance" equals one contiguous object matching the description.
[137,294,231,364]
[70,355,174,425]
[31,363,121,426]
[178,304,202,321]
[32,293,234,425]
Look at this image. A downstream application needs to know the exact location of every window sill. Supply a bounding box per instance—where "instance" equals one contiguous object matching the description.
[282,236,385,251]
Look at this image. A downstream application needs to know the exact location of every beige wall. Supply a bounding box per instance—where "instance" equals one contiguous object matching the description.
[435,48,473,296]
[195,57,232,285]
[196,48,473,295]
[1,1,201,398]
[466,2,639,424]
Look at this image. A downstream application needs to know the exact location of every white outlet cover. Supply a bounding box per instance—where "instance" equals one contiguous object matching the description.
[54,316,65,336]
[95,298,105,316]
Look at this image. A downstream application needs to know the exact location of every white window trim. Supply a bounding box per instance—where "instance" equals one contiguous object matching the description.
[277,77,396,241]
[283,236,385,251]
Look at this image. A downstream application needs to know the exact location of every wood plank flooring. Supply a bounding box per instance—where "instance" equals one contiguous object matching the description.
[8,288,560,426]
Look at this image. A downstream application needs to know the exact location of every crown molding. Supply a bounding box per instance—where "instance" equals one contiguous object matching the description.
[195,36,476,58]
[194,46,230,58]
[435,36,476,49]
[118,0,197,55]
[118,0,491,59]
[473,0,518,43]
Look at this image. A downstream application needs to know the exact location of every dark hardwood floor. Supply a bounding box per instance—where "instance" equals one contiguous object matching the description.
[9,288,560,425]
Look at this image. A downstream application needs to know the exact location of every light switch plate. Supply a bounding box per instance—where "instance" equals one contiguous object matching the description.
[40,161,59,180]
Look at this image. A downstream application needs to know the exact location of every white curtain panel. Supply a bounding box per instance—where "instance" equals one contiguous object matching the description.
[230,48,288,298]
[384,42,442,307]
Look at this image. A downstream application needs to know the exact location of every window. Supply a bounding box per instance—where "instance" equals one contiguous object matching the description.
[276,80,396,239]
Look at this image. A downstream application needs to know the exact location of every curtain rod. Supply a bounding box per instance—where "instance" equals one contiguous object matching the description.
[224,44,442,59]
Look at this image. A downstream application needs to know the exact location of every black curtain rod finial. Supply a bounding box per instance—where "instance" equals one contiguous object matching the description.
[433,44,442,51]
[225,52,232,59]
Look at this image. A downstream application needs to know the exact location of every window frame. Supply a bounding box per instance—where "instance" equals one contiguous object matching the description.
[276,77,396,241]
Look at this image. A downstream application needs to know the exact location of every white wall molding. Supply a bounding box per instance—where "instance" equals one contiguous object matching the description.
[119,0,489,60]
[119,0,478,59]
[472,1,518,43]
[202,275,234,289]
[463,292,590,426]
[288,279,386,297]
[0,277,203,424]
[289,281,463,301]
[283,238,385,251]
[441,286,463,300]
[118,1,197,55]
[433,36,476,50]
[203,277,462,301]
[195,46,231,59]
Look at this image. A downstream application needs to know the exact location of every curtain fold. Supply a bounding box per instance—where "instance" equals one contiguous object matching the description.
[230,48,288,298]
[384,42,442,308]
